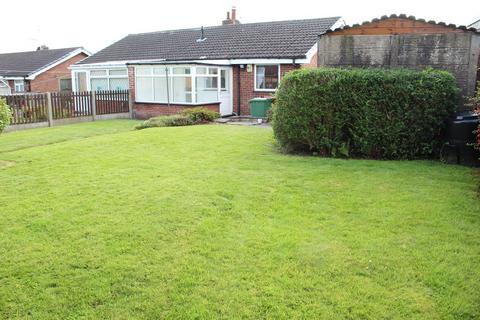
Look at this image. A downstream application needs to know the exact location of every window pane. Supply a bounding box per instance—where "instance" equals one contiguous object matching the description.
[196,77,218,103]
[109,69,127,76]
[153,67,166,75]
[220,69,228,90]
[172,67,191,75]
[256,65,278,90]
[60,78,72,92]
[136,77,153,101]
[91,70,107,76]
[208,67,218,75]
[196,67,207,74]
[136,67,151,76]
[172,76,192,103]
[109,78,128,90]
[153,77,169,102]
[14,80,25,92]
[91,78,108,91]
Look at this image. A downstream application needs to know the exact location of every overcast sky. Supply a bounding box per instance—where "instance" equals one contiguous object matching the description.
[1,0,478,54]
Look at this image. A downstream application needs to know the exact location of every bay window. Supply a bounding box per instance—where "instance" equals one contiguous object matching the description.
[255,64,280,91]
[135,65,225,104]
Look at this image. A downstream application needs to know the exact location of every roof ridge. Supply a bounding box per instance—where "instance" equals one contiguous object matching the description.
[131,16,341,36]
[326,14,479,34]
[0,47,82,56]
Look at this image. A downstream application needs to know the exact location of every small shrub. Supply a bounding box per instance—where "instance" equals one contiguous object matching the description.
[466,85,480,155]
[0,98,12,133]
[273,67,459,159]
[135,115,194,130]
[180,107,219,123]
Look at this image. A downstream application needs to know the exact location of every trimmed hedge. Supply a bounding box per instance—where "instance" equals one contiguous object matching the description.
[273,68,459,159]
[0,98,11,134]
[135,115,193,130]
[180,107,219,122]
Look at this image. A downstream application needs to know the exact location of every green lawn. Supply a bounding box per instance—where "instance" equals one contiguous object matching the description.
[0,121,479,319]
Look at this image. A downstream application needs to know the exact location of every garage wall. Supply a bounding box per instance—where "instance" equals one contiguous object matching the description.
[318,33,480,103]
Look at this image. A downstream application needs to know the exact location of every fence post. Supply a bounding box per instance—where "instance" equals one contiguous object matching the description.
[128,90,134,119]
[46,92,53,127]
[91,91,97,121]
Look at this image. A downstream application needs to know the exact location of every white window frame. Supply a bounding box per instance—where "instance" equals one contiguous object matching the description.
[254,64,280,92]
[89,68,128,91]
[14,79,25,92]
[134,65,223,105]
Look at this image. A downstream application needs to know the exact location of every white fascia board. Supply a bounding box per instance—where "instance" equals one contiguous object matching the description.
[305,43,318,62]
[301,17,344,64]
[26,48,91,80]
[70,61,129,70]
[73,57,309,69]
[2,76,25,80]
[128,58,303,65]
[227,58,301,64]
[330,17,346,30]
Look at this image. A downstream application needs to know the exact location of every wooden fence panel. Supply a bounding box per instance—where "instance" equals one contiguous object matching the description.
[2,94,48,125]
[96,90,129,115]
[3,90,129,126]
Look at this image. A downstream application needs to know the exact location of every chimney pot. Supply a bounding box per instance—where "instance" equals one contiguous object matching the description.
[231,7,236,23]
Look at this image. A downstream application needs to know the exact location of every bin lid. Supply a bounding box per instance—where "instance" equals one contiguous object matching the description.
[249,97,273,102]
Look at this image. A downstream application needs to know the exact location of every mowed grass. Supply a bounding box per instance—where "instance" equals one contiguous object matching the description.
[0,121,479,319]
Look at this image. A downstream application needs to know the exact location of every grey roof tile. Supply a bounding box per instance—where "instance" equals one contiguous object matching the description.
[79,17,340,65]
[0,47,83,77]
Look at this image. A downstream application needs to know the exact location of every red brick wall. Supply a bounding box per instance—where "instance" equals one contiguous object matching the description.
[29,53,88,93]
[232,64,299,115]
[134,102,220,119]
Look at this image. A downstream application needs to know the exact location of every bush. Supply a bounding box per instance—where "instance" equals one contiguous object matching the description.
[135,107,219,130]
[466,85,480,155]
[0,98,12,133]
[180,107,219,123]
[135,114,194,130]
[273,67,459,159]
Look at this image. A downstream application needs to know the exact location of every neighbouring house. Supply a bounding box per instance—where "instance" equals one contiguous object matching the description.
[317,14,480,107]
[71,8,343,118]
[0,47,90,95]
[469,18,480,30]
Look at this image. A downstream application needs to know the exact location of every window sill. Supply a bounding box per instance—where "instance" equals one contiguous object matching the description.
[254,89,276,93]
[135,100,221,106]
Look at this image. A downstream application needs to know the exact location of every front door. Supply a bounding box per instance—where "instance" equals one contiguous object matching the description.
[219,67,232,115]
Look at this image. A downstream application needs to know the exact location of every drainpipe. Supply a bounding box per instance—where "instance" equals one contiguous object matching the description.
[237,65,241,116]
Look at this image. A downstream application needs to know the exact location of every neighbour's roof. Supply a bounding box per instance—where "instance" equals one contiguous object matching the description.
[0,47,86,78]
[468,18,480,30]
[78,17,341,65]
[326,14,479,34]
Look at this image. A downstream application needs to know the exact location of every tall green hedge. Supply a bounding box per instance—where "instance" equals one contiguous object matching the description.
[0,98,11,134]
[273,68,458,159]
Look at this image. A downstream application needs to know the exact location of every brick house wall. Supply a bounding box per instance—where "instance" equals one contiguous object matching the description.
[29,53,88,93]
[232,64,299,115]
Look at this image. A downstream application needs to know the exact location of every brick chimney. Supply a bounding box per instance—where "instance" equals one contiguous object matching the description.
[222,7,240,25]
